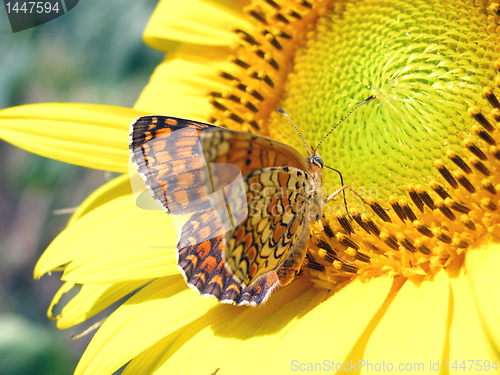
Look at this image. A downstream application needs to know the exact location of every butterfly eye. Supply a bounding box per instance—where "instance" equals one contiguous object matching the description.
[313,155,324,168]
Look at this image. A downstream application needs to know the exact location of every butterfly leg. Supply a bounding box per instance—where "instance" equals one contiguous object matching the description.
[326,185,369,205]
[326,184,390,221]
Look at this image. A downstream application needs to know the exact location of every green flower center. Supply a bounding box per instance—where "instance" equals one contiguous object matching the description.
[271,0,500,199]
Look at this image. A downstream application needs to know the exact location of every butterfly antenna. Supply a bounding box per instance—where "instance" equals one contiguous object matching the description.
[278,108,310,155]
[314,95,376,153]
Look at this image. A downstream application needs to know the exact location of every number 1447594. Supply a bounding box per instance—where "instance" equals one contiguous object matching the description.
[5,2,60,14]
[446,360,498,372]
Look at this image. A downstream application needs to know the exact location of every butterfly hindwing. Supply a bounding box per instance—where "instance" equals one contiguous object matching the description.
[176,167,313,305]
[177,209,280,306]
[224,166,311,286]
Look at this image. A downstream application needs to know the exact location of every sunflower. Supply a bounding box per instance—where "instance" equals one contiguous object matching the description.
[1,0,499,374]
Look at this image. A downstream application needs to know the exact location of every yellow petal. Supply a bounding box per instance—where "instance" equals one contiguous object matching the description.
[35,194,178,281]
[75,277,217,375]
[56,280,150,329]
[360,270,449,370]
[262,275,396,374]
[0,103,146,172]
[143,0,252,51]
[124,277,321,375]
[134,44,233,118]
[47,281,75,320]
[447,267,497,366]
[61,239,177,284]
[121,304,242,375]
[466,241,500,355]
[69,174,132,225]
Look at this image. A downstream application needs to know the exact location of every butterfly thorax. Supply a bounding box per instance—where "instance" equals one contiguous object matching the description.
[305,153,326,222]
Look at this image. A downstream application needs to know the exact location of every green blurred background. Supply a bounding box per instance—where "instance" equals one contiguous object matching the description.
[0,1,163,373]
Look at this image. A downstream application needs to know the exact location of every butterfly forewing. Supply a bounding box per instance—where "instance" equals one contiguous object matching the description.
[130,116,217,215]
[200,129,310,175]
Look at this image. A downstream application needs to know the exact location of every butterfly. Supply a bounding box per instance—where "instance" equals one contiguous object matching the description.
[129,96,375,306]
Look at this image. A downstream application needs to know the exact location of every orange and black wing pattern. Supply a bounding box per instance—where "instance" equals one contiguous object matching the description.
[129,115,313,305]
[177,209,280,306]
[129,115,216,215]
[200,128,310,175]
[224,166,311,287]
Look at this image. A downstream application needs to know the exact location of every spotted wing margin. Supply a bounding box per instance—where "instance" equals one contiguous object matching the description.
[224,166,311,286]
[129,115,217,215]
[177,209,279,306]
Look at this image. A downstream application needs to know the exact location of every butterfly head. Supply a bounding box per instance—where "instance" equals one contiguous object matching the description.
[308,153,324,169]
